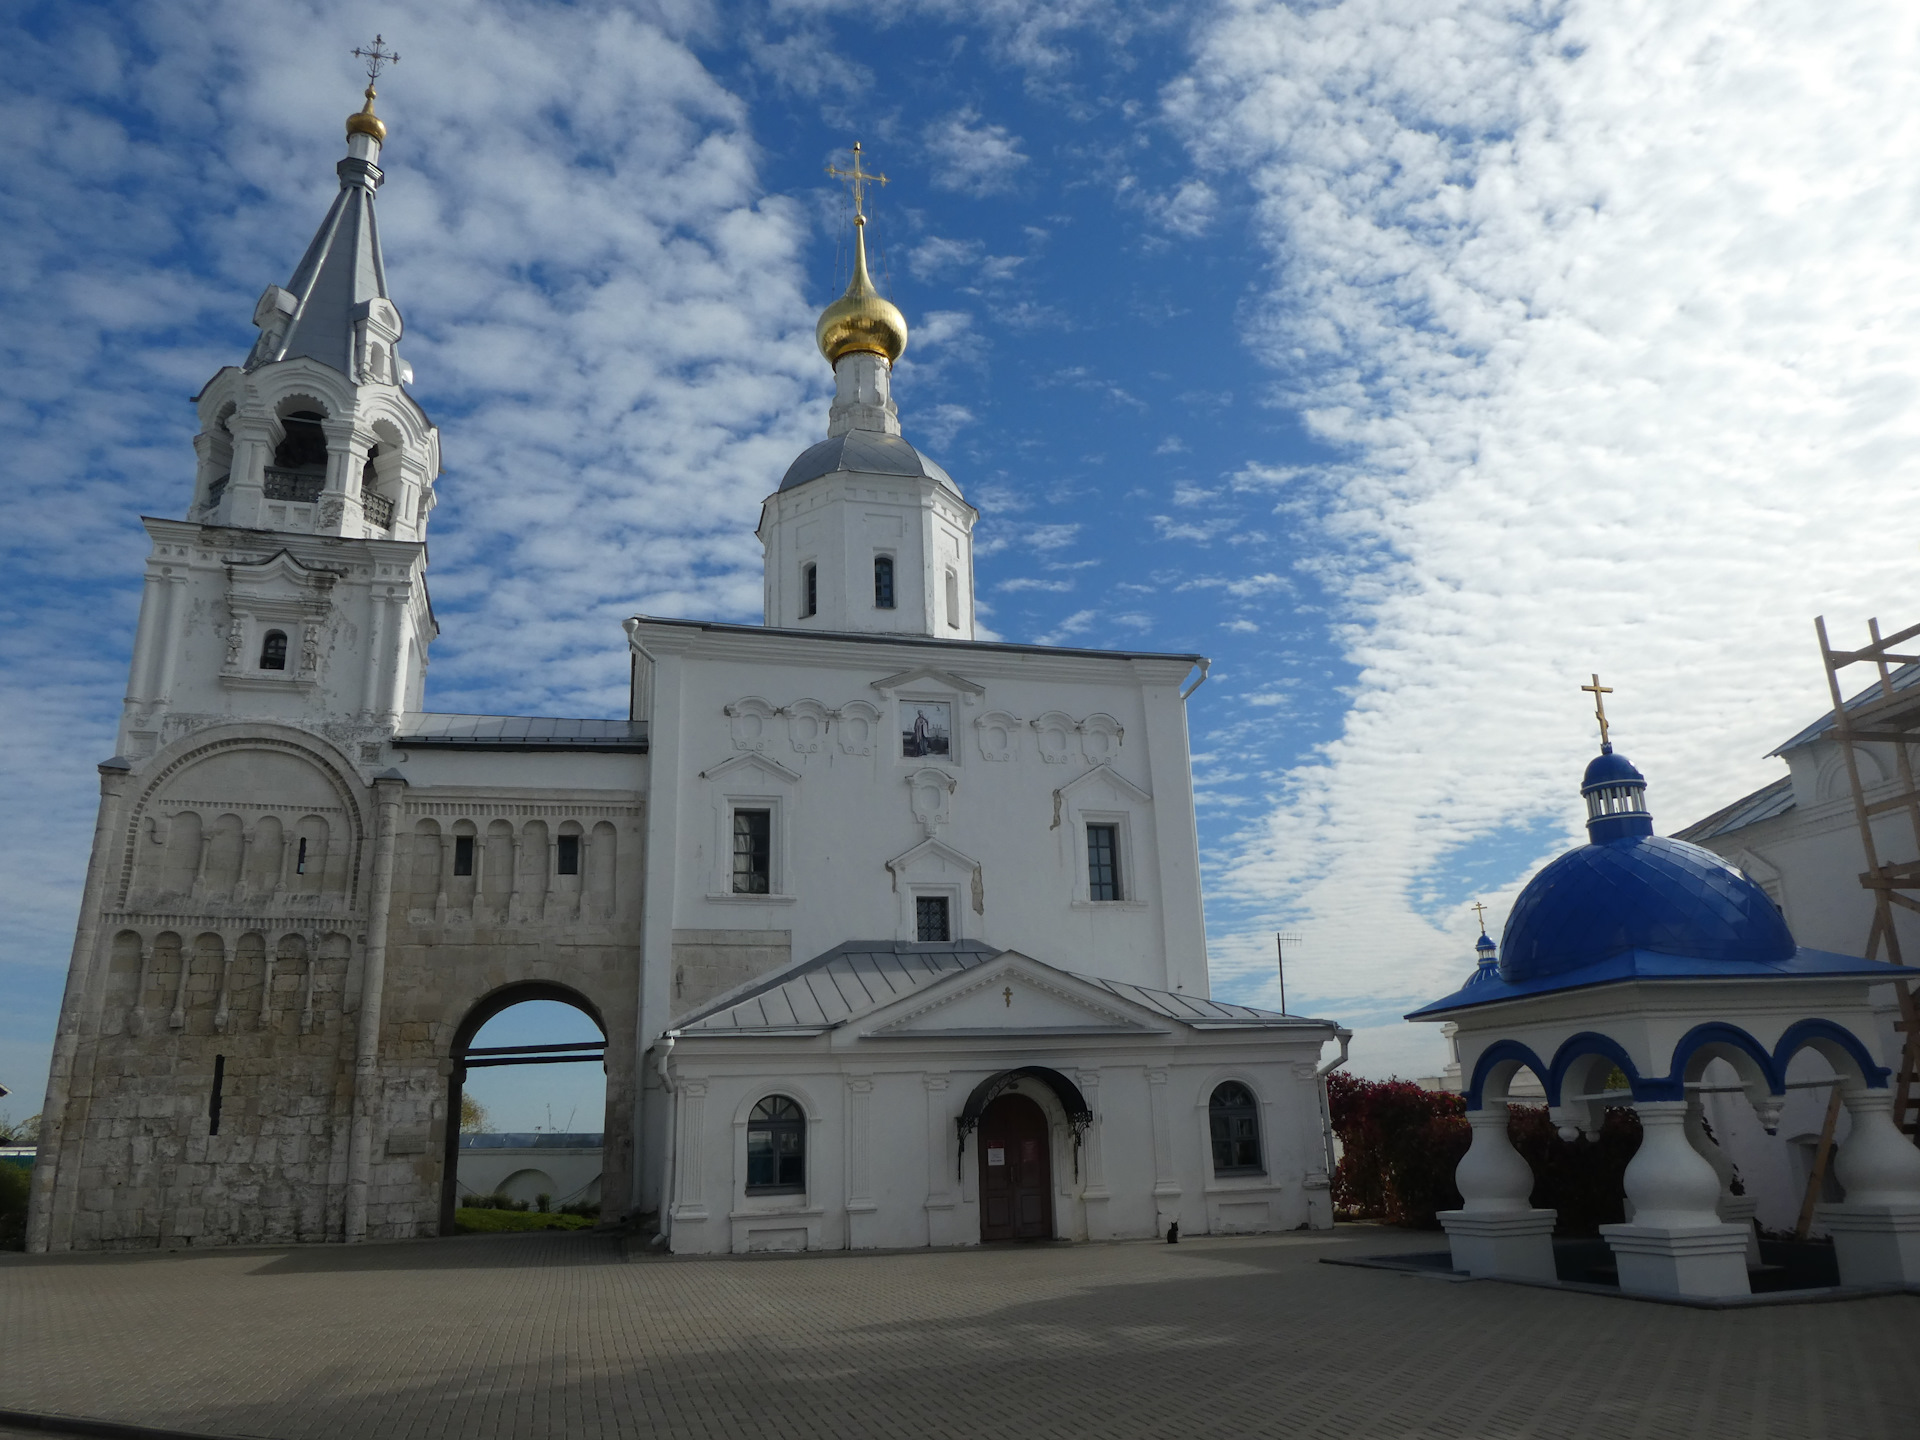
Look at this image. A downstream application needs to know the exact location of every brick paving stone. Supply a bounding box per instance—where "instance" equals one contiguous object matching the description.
[1,1227,1915,1440]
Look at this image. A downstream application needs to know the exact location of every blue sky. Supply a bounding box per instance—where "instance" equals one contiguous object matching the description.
[5,1,1920,1130]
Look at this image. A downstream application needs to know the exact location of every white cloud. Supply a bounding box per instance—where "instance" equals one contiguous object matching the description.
[999,577,1077,592]
[1169,0,1920,1068]
[924,107,1030,196]
[1033,608,1097,644]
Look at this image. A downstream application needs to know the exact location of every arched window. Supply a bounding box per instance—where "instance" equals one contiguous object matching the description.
[272,411,328,472]
[1208,1082,1263,1175]
[746,1095,806,1193]
[874,555,895,609]
[259,630,288,671]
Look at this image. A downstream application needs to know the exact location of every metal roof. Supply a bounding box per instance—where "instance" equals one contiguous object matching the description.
[1770,660,1920,755]
[260,157,390,378]
[778,432,958,495]
[395,713,647,752]
[1673,776,1795,843]
[676,939,1331,1035]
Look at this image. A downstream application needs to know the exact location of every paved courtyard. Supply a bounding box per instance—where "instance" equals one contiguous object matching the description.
[1,1225,1914,1440]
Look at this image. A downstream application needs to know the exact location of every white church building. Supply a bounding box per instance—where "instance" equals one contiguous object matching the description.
[26,91,1346,1254]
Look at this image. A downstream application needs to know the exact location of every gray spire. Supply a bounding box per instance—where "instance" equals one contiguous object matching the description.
[249,151,391,377]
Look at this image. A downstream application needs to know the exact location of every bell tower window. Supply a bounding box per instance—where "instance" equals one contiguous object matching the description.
[802,563,818,619]
[259,631,288,671]
[267,410,329,504]
[945,570,960,629]
[874,555,895,609]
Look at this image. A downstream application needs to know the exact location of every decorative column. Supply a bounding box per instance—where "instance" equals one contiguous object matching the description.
[1437,1103,1558,1281]
[1685,1093,1760,1265]
[1075,1069,1110,1241]
[319,418,370,535]
[922,1074,954,1246]
[506,826,524,923]
[212,936,234,1032]
[222,414,275,528]
[168,936,194,1030]
[127,936,153,1037]
[1599,1100,1750,1297]
[1819,1088,1920,1285]
[344,772,407,1242]
[845,1075,877,1249]
[1145,1067,1182,1237]
[670,1079,709,1228]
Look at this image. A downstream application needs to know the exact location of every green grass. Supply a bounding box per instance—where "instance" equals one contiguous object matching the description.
[453,1207,596,1234]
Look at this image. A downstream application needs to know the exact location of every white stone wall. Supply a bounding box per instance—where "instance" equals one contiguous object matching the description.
[660,1036,1333,1254]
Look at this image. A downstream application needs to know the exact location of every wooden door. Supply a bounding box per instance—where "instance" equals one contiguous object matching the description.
[978,1093,1053,1241]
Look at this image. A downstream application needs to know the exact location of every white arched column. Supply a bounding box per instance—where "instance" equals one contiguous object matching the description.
[1684,1092,1761,1265]
[1599,1100,1751,1297]
[1437,1102,1557,1280]
[1818,1088,1920,1285]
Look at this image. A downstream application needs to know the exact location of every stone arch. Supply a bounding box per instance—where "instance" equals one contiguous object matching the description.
[117,729,368,909]
[440,981,610,1235]
[1544,1031,1645,1104]
[1773,1019,1887,1091]
[1466,1039,1552,1109]
[1666,1022,1781,1095]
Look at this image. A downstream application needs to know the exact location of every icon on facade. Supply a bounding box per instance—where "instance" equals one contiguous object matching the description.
[902,702,952,758]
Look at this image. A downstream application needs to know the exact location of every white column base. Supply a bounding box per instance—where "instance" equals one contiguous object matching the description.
[1717,1194,1762,1266]
[1437,1208,1557,1280]
[1816,1202,1920,1287]
[1598,1222,1751,1298]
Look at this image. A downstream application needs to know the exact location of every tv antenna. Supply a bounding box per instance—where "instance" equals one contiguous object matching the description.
[1275,934,1303,1015]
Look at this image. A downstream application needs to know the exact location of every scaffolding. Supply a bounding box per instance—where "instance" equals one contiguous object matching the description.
[1814,615,1920,1136]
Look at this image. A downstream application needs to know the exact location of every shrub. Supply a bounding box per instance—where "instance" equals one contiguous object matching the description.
[0,1162,29,1251]
[536,1192,551,1213]
[558,1202,600,1219]
[1328,1072,1644,1233]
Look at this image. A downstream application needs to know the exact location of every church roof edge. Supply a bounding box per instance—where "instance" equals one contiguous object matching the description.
[627,614,1207,669]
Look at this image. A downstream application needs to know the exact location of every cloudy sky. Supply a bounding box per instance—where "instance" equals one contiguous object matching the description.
[4,0,1919,1128]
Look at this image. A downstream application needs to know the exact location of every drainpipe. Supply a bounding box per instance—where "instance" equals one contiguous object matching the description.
[652,1030,679,1249]
[1316,1027,1352,1191]
[1179,658,1211,701]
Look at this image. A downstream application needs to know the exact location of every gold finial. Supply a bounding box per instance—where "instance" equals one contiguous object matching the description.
[1581,673,1614,749]
[816,142,909,365]
[1470,901,1489,936]
[346,35,399,144]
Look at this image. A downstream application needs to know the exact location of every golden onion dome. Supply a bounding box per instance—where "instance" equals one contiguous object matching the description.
[346,86,387,144]
[816,222,908,365]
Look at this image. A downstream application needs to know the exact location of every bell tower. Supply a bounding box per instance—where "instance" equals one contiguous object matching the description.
[120,51,440,758]
[758,143,979,640]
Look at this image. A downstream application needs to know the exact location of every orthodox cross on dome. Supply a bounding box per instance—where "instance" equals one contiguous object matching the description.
[1470,901,1489,936]
[827,142,888,224]
[351,34,400,85]
[1581,673,1614,749]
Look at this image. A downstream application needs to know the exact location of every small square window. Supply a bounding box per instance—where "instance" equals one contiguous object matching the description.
[1087,824,1122,902]
[916,895,950,942]
[733,809,771,894]
[453,836,474,877]
[557,834,580,875]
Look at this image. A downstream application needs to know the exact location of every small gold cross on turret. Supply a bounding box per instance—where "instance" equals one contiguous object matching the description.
[1470,901,1489,935]
[827,142,888,224]
[1581,673,1614,747]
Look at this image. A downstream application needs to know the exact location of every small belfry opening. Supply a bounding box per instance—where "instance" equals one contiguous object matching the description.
[442,986,608,1235]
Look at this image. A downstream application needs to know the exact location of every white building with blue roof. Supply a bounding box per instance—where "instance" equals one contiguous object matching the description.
[26,96,1346,1255]
[1410,721,1920,1298]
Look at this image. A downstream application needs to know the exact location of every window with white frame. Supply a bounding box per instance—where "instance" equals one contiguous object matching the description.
[1087,823,1122,902]
[731,808,772,894]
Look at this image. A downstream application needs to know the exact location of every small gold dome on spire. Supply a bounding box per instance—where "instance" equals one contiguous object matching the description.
[816,221,908,365]
[346,85,387,144]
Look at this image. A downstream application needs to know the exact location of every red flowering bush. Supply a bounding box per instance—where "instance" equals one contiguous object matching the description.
[1328,1072,1642,1232]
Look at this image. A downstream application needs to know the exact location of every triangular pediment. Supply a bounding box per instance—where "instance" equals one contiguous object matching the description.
[861,951,1170,1039]
[1058,762,1152,805]
[885,836,977,879]
[700,751,801,784]
[870,666,985,697]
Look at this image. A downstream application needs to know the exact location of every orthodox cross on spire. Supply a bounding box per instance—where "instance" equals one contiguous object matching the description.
[1470,901,1489,936]
[1581,673,1615,749]
[827,141,887,224]
[351,34,400,86]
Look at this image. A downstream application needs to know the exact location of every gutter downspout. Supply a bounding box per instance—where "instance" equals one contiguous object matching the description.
[1178,658,1211,701]
[1316,1027,1352,1202]
[652,1030,679,1250]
